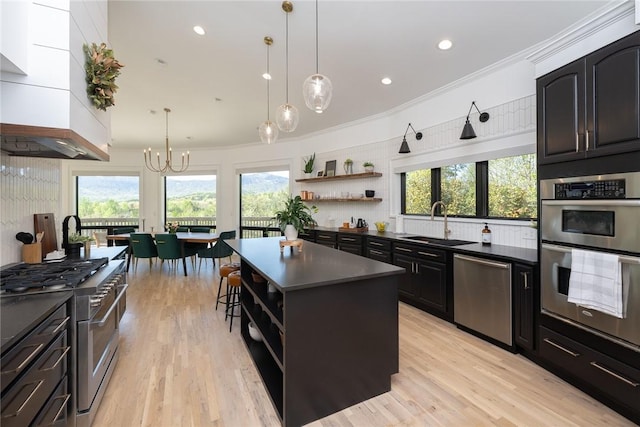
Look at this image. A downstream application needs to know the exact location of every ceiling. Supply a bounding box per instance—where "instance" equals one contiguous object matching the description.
[108,0,611,151]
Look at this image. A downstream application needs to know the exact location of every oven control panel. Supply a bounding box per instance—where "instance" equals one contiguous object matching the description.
[554,179,626,199]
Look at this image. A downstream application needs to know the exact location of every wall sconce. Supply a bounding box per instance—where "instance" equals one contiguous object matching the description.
[399,123,423,154]
[460,101,490,140]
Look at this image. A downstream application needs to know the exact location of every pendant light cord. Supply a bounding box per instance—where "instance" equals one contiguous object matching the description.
[315,0,319,74]
[285,11,290,102]
[266,42,271,120]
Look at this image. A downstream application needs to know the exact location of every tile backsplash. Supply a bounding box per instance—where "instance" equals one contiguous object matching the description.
[1,154,62,264]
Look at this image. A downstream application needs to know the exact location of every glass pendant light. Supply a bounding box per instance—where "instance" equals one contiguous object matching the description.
[276,1,299,132]
[302,0,332,113]
[259,36,279,144]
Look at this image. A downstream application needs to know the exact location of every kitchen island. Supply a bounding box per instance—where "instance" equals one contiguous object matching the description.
[226,237,404,427]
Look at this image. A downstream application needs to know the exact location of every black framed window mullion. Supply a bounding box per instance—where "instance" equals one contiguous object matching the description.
[432,168,441,214]
[400,173,407,214]
[476,161,488,217]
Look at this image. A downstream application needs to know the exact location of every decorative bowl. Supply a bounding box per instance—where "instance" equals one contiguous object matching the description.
[248,322,263,342]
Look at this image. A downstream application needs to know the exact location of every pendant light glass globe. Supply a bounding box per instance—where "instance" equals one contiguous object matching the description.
[276,103,299,132]
[259,120,279,144]
[303,73,332,113]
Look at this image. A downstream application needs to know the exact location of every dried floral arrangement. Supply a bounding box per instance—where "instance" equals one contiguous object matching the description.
[83,42,124,111]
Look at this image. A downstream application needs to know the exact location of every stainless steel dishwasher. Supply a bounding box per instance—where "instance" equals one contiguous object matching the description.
[453,254,512,346]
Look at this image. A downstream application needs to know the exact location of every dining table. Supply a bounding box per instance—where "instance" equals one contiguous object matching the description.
[106,231,218,276]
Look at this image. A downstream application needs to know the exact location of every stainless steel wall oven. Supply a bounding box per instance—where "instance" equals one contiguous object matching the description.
[540,172,640,350]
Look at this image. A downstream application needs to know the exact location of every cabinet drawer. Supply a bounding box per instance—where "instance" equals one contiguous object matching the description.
[315,231,336,243]
[366,237,391,251]
[1,304,68,393]
[33,374,70,427]
[338,234,363,245]
[393,242,446,263]
[366,247,391,264]
[1,331,69,427]
[539,327,640,413]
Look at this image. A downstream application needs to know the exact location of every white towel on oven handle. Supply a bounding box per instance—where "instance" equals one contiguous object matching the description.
[567,248,624,318]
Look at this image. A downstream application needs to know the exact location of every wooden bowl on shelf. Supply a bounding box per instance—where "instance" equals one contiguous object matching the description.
[251,271,266,283]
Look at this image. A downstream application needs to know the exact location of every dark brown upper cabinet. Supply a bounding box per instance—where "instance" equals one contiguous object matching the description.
[537,30,640,165]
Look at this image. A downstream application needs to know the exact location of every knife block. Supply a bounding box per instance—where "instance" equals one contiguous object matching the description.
[22,242,42,264]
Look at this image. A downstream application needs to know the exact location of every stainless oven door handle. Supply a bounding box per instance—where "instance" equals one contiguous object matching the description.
[93,284,128,327]
[542,243,640,265]
[541,199,640,207]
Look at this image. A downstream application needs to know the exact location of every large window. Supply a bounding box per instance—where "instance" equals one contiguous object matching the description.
[76,175,140,235]
[488,154,536,218]
[402,153,537,220]
[165,175,216,227]
[441,163,476,216]
[240,170,289,238]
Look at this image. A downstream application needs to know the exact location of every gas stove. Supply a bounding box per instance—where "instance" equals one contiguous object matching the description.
[0,257,109,295]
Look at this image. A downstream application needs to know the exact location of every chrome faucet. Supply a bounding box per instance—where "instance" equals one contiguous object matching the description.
[431,201,451,240]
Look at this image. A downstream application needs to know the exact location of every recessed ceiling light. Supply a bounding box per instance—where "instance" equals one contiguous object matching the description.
[155,58,167,65]
[438,39,453,50]
[262,73,272,80]
[193,26,205,36]
[381,77,392,85]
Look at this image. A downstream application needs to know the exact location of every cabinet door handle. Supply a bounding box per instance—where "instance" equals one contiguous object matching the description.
[543,338,580,357]
[0,343,44,374]
[46,316,70,336]
[521,271,529,289]
[342,237,356,242]
[318,235,332,240]
[396,247,412,253]
[42,393,71,426]
[590,362,639,387]
[413,262,419,274]
[586,130,590,151]
[369,241,383,247]
[418,251,438,258]
[40,346,70,371]
[1,380,44,418]
[575,132,580,152]
[369,249,384,255]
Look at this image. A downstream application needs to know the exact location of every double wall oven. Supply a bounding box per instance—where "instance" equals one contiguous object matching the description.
[540,172,640,350]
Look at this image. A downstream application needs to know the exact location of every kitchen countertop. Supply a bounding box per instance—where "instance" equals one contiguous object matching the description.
[308,226,538,265]
[226,237,405,292]
[1,291,72,352]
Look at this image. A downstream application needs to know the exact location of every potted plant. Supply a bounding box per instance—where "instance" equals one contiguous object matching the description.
[273,195,318,240]
[363,161,374,173]
[302,153,316,178]
[343,158,353,174]
[65,232,94,257]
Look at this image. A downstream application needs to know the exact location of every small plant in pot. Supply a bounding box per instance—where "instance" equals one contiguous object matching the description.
[363,162,374,173]
[302,153,316,178]
[273,195,318,241]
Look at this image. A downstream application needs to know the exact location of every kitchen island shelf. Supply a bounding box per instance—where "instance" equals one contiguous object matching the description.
[241,298,284,370]
[295,171,381,182]
[242,277,284,329]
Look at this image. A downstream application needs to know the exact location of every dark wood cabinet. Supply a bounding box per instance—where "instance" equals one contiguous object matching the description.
[537,30,640,165]
[314,230,337,248]
[337,233,363,255]
[539,327,640,424]
[366,236,392,264]
[514,263,536,353]
[393,242,451,320]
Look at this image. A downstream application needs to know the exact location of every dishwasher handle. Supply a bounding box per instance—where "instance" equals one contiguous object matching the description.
[454,254,510,269]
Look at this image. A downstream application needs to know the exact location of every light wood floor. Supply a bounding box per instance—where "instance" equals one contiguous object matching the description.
[93,257,636,427]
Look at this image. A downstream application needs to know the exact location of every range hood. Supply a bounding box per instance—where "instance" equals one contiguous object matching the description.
[0,124,109,161]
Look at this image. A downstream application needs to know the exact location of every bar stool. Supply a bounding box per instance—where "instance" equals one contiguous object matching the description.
[225,270,242,332]
[217,262,240,310]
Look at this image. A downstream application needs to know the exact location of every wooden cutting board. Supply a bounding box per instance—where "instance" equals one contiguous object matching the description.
[34,213,58,258]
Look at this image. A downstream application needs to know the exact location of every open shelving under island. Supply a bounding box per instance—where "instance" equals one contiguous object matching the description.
[226,237,404,427]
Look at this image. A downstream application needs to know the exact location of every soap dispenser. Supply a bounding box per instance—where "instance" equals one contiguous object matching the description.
[482,223,492,245]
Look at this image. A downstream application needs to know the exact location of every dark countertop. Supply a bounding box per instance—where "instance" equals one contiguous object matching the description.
[80,245,127,260]
[226,237,405,292]
[309,226,538,265]
[1,291,72,352]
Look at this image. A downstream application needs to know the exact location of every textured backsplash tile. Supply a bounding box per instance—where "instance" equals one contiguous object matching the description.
[1,154,62,264]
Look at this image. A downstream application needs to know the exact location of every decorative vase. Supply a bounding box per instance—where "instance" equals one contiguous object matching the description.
[344,162,353,174]
[64,242,82,258]
[284,224,298,241]
[305,172,312,179]
[365,165,374,173]
[84,241,91,257]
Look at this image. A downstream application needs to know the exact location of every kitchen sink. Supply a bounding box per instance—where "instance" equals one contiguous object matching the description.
[402,236,475,246]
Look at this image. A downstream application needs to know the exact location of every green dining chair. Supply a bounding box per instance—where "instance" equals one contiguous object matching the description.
[129,233,158,272]
[190,226,211,233]
[155,233,198,274]
[176,226,190,232]
[197,230,235,271]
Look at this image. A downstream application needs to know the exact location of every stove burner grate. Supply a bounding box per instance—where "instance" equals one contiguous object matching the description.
[0,257,109,294]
